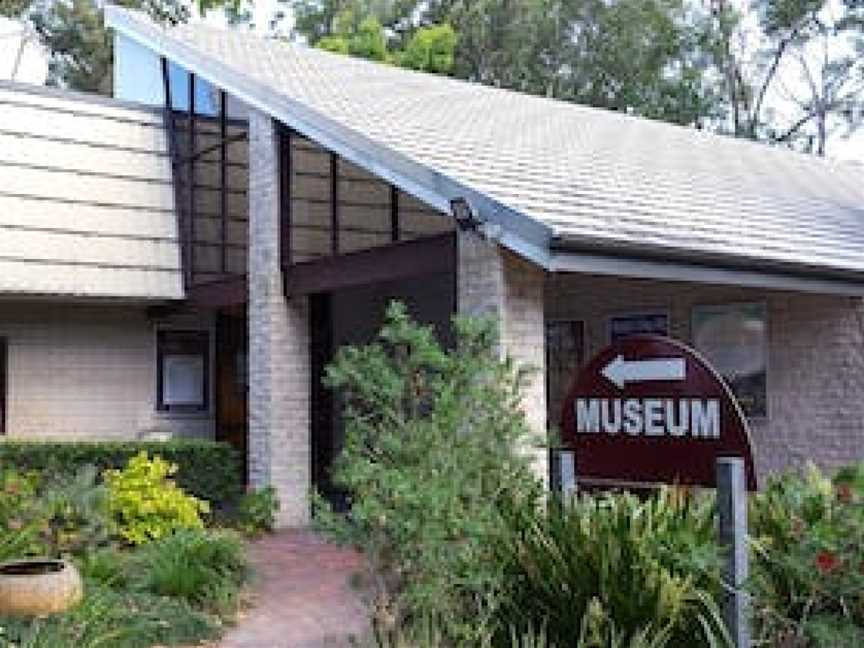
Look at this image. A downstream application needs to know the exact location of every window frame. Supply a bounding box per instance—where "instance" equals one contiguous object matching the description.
[607,309,671,344]
[155,329,211,413]
[690,301,768,420]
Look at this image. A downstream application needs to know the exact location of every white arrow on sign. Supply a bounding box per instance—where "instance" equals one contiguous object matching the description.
[601,355,686,389]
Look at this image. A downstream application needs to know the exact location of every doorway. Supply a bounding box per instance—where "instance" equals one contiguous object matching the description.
[215,308,248,480]
[310,272,456,509]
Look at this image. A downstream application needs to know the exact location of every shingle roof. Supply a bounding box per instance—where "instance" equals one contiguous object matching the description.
[107,7,864,289]
[0,81,183,300]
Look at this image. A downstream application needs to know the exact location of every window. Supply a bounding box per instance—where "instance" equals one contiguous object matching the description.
[546,321,585,430]
[609,312,669,342]
[691,303,767,418]
[157,331,210,412]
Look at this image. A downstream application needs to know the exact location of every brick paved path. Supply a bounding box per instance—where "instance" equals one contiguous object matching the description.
[215,530,371,648]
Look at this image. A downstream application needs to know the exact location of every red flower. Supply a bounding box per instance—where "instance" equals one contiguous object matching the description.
[816,551,841,574]
[836,483,853,504]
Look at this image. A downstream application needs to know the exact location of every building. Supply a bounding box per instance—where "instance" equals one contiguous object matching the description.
[1,7,862,525]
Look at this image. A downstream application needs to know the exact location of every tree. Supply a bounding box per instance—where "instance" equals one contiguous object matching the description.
[314,302,542,644]
[398,23,457,73]
[711,0,864,154]
[0,0,232,94]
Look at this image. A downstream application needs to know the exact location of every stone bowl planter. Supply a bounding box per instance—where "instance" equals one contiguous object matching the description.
[0,559,83,616]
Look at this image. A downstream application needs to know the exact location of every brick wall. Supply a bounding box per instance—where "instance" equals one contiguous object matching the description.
[0,302,214,440]
[247,110,311,527]
[457,232,548,484]
[547,273,864,479]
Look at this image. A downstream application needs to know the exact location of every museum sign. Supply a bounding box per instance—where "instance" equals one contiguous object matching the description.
[561,335,757,489]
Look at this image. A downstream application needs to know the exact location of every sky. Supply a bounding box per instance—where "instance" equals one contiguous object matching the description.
[0,5,862,164]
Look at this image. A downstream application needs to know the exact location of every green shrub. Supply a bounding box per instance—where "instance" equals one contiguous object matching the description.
[0,439,242,507]
[0,468,47,561]
[76,547,131,588]
[132,528,247,616]
[105,451,209,545]
[40,466,111,556]
[315,302,543,645]
[495,488,728,648]
[749,463,864,646]
[0,583,220,648]
[233,486,279,538]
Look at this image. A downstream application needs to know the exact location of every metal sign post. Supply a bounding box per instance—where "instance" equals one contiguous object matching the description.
[717,457,750,648]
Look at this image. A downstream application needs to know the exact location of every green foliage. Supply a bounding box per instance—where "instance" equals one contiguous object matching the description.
[39,466,112,557]
[0,0,241,93]
[317,34,351,53]
[749,463,864,646]
[315,302,543,644]
[104,451,209,545]
[350,16,389,60]
[496,488,729,647]
[399,24,457,73]
[233,486,280,538]
[76,547,131,589]
[132,529,247,616]
[0,466,112,560]
[0,468,45,562]
[0,583,220,648]
[0,439,243,508]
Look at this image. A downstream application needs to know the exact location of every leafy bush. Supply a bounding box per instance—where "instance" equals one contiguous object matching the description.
[233,486,279,538]
[76,547,131,588]
[495,489,728,648]
[0,439,242,507]
[315,302,543,644]
[0,583,220,648]
[104,451,209,545]
[749,463,864,647]
[40,466,111,556]
[132,528,248,616]
[0,468,46,561]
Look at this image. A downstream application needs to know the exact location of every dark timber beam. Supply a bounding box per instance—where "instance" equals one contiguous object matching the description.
[160,57,184,285]
[330,153,339,255]
[279,126,292,268]
[186,73,196,287]
[186,276,248,308]
[284,233,455,296]
[219,89,227,274]
[390,185,399,242]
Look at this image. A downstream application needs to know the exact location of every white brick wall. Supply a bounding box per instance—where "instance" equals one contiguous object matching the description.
[457,232,548,484]
[247,110,311,527]
[547,274,864,479]
[0,302,214,440]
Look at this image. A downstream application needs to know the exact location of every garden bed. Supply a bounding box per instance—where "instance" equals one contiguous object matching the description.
[0,450,278,648]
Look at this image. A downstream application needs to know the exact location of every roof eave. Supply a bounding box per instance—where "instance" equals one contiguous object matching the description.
[550,245,864,296]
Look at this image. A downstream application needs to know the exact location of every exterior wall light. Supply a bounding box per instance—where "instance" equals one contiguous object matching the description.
[450,197,482,231]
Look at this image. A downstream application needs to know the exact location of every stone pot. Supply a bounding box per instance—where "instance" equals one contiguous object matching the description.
[0,559,83,616]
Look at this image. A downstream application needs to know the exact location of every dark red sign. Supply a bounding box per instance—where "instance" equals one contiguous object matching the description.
[561,335,756,490]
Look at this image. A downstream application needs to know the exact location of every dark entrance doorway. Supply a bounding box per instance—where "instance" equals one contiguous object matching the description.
[215,307,248,480]
[310,272,456,508]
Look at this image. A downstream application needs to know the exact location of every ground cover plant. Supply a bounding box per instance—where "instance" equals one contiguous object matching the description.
[0,451,252,648]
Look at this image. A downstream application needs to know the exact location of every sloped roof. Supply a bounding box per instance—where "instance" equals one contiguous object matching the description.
[0,81,183,300]
[107,7,864,293]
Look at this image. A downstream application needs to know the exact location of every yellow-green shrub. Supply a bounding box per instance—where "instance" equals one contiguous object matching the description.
[104,451,209,545]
